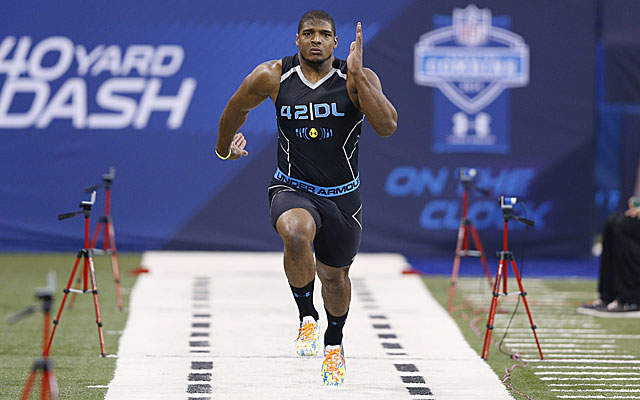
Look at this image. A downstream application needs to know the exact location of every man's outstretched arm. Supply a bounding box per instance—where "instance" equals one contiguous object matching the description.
[347,22,397,137]
[216,61,280,159]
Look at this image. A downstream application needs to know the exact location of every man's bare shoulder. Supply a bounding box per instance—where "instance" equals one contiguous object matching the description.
[250,60,281,83]
[247,60,282,96]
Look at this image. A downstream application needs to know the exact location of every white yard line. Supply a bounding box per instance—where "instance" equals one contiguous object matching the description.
[556,396,640,399]
[105,252,513,400]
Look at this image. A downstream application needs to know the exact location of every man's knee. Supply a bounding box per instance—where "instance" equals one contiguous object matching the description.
[317,265,350,291]
[276,208,316,248]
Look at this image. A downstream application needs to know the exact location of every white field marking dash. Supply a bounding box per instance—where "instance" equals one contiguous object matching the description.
[556,396,640,399]
[525,359,640,364]
[88,385,109,388]
[505,334,640,339]
[504,338,615,343]
[540,377,640,381]
[535,372,640,376]
[535,366,640,369]
[521,354,636,358]
[514,349,615,353]
[492,328,606,333]
[549,384,640,387]
[551,389,640,393]
[508,343,615,348]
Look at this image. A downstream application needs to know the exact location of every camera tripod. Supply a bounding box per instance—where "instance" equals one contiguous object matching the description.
[46,191,106,357]
[481,197,543,360]
[6,272,59,400]
[80,167,123,310]
[447,168,493,312]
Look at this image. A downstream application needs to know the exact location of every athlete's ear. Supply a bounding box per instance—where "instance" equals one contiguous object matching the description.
[296,33,300,48]
[334,35,338,49]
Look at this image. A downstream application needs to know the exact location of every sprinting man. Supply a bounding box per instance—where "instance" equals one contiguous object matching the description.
[215,10,397,386]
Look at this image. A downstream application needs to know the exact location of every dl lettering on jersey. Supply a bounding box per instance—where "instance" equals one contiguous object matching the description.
[414,4,529,154]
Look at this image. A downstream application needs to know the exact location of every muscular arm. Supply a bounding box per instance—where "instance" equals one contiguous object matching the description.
[215,61,280,159]
[347,22,397,137]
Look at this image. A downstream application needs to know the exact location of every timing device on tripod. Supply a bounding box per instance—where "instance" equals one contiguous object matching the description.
[481,196,543,360]
[6,272,60,400]
[447,167,493,312]
[46,191,106,357]
[78,167,124,311]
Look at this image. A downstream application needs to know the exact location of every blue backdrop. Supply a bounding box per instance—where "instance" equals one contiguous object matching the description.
[0,1,608,259]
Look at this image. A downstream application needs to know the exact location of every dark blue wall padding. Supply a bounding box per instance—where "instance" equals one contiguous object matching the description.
[0,0,609,259]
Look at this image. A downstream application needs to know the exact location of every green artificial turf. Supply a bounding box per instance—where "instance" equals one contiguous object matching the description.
[423,274,640,400]
[0,253,141,400]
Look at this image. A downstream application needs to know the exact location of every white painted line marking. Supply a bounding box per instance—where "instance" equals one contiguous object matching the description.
[556,396,640,399]
[504,338,615,343]
[549,384,640,387]
[551,389,640,393]
[88,385,109,388]
[521,354,636,358]
[492,328,606,333]
[506,334,640,339]
[508,343,615,348]
[536,372,640,376]
[525,359,640,364]
[535,366,639,370]
[540,377,640,381]
[517,349,615,353]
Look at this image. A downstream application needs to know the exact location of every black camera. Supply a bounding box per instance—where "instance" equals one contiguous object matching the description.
[500,196,517,210]
[459,168,477,183]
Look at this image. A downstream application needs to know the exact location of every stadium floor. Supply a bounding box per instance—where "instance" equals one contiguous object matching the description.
[105,252,513,399]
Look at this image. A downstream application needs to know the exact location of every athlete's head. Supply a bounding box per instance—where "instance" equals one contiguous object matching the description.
[296,10,338,66]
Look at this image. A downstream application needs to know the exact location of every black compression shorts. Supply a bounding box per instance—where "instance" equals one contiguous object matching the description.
[268,180,362,268]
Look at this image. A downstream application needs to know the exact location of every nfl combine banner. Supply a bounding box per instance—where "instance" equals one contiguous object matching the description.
[357,0,597,258]
[1,0,597,260]
[414,4,529,154]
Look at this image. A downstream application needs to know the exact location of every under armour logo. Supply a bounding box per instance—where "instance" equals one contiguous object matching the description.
[452,112,491,138]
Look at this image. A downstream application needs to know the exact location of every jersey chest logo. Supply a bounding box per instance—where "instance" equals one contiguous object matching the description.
[294,126,333,140]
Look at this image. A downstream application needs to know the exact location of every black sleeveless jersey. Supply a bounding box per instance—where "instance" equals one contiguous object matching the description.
[274,54,364,188]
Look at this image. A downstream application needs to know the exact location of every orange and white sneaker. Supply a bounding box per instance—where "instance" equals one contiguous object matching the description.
[295,316,320,357]
[322,344,345,386]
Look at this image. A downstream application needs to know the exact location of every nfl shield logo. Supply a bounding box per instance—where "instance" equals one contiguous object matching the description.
[453,4,490,46]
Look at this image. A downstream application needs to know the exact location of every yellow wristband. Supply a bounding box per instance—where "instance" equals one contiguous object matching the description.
[215,148,232,160]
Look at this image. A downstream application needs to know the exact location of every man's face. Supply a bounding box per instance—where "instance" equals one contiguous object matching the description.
[296,19,337,65]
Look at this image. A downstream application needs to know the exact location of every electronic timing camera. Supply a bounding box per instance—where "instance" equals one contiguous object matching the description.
[459,168,477,183]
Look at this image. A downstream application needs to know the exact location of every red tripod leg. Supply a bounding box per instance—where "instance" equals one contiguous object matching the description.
[41,369,48,400]
[448,223,466,312]
[510,259,543,359]
[20,369,37,400]
[87,253,106,356]
[107,219,124,310]
[482,258,504,360]
[468,224,492,284]
[89,220,103,252]
[46,253,82,355]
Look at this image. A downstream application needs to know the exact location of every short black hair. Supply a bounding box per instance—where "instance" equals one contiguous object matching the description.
[298,10,336,35]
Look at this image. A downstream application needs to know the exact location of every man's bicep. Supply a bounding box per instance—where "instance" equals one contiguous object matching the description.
[228,78,270,113]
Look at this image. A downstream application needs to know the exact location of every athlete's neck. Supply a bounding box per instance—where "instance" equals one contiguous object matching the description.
[298,53,334,83]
